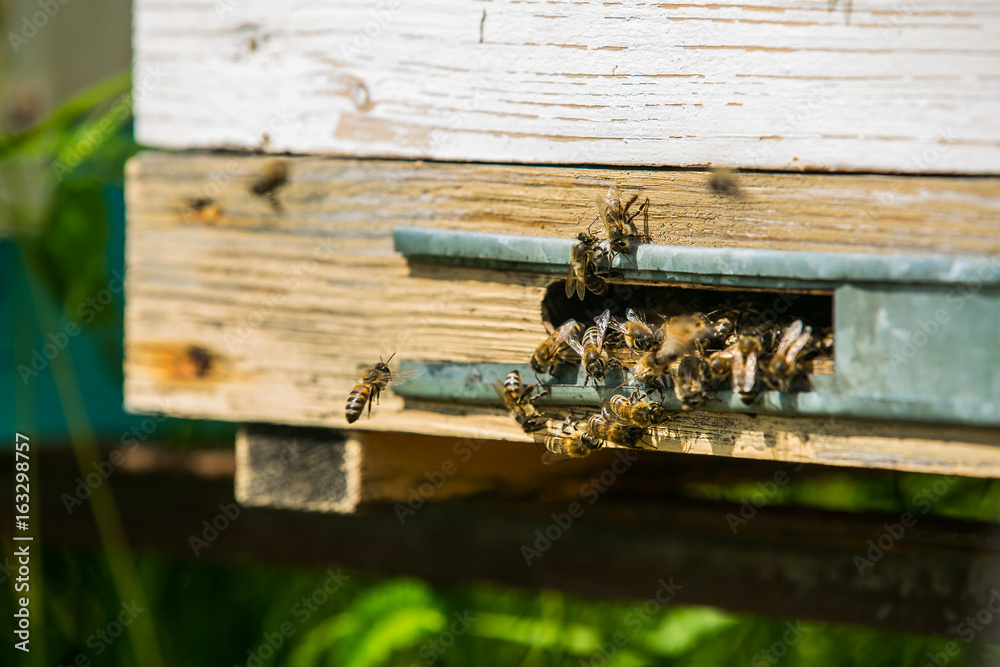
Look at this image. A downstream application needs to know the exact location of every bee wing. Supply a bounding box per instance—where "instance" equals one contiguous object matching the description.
[565,261,585,299]
[626,307,645,324]
[740,350,758,393]
[594,309,612,345]
[556,319,586,357]
[596,193,610,222]
[541,450,573,465]
[729,348,746,394]
[492,380,516,410]
[785,327,813,364]
[775,320,804,357]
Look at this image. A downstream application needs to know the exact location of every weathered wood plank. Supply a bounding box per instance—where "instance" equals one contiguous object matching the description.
[124,152,1000,477]
[134,0,1000,173]
[16,446,1000,642]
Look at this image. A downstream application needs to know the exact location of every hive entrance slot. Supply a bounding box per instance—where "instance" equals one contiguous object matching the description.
[540,280,836,388]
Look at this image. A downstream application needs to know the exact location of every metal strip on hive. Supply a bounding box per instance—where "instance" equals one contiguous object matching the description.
[392,227,1000,427]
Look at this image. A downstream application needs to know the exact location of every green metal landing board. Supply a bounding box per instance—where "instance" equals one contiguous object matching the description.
[392,226,1000,427]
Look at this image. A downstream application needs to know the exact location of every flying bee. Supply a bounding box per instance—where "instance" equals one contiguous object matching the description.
[560,309,613,387]
[606,392,670,427]
[729,331,763,402]
[582,410,648,449]
[765,320,813,392]
[531,320,582,375]
[708,168,741,197]
[249,159,289,212]
[653,315,705,368]
[345,353,395,423]
[566,232,608,300]
[493,370,549,433]
[595,185,650,255]
[535,428,601,464]
[609,307,658,352]
[670,354,711,411]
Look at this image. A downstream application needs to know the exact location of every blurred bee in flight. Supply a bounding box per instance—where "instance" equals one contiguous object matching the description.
[249,159,289,212]
[345,354,395,424]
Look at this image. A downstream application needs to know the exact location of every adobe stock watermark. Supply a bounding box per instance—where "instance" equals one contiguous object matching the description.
[52,67,165,182]
[17,269,127,386]
[889,256,1000,368]
[223,236,336,354]
[521,449,639,566]
[919,588,1000,667]
[750,621,809,667]
[394,433,491,524]
[725,463,805,534]
[52,600,145,667]
[409,610,477,667]
[7,0,72,54]
[61,400,174,515]
[188,502,242,556]
[580,577,683,667]
[853,475,959,575]
[341,0,403,63]
[236,568,350,667]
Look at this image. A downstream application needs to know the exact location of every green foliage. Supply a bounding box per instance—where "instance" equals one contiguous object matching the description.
[3,70,137,323]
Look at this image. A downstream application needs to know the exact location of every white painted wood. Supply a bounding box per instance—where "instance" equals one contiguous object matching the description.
[133,0,1000,173]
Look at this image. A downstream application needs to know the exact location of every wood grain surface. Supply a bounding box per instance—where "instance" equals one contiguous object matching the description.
[124,152,1000,476]
[133,0,1000,173]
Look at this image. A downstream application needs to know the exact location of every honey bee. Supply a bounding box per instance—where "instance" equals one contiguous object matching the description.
[595,185,649,254]
[705,348,734,383]
[183,197,222,223]
[708,168,741,197]
[250,159,289,211]
[535,423,601,464]
[566,232,608,300]
[560,309,613,386]
[609,308,657,352]
[729,331,763,401]
[765,320,813,391]
[670,354,711,411]
[493,370,549,433]
[653,315,705,367]
[345,353,395,423]
[531,320,583,375]
[606,392,670,427]
[582,410,647,448]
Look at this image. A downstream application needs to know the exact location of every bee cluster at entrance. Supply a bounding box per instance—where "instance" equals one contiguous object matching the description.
[497,185,836,464]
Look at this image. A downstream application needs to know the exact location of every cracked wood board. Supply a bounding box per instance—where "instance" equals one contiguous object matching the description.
[133,0,1000,173]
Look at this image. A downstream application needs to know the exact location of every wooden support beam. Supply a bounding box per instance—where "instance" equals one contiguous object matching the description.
[12,446,1000,643]
[133,0,1000,173]
[124,153,1000,476]
[235,425,880,513]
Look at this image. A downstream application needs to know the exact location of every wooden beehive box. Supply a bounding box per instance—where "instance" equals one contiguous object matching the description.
[126,0,1000,502]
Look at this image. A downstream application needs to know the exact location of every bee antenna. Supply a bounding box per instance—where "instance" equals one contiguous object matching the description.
[381,352,397,365]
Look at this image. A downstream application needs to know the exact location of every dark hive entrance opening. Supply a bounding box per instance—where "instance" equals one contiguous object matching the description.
[541,280,836,392]
[543,281,833,334]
